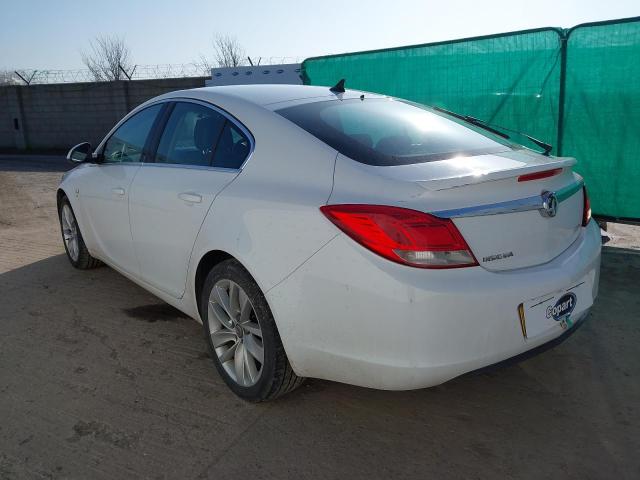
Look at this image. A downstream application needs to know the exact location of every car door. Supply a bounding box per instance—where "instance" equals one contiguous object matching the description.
[128,100,253,298]
[78,103,164,275]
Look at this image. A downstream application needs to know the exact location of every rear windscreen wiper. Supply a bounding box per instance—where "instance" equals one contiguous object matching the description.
[433,106,553,156]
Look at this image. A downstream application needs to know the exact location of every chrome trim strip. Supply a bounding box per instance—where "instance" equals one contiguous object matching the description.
[89,161,141,167]
[432,180,584,219]
[433,194,543,218]
[139,162,240,173]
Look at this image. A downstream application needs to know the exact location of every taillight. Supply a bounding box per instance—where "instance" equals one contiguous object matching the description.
[517,168,563,182]
[582,186,591,226]
[320,204,478,269]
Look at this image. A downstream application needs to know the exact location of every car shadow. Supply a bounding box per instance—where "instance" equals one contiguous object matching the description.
[0,154,71,172]
[0,248,638,479]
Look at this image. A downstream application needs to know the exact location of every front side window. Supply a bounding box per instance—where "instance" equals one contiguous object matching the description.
[155,103,226,166]
[276,98,515,166]
[102,104,162,163]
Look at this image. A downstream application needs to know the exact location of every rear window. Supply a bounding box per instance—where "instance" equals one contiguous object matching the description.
[276,98,513,166]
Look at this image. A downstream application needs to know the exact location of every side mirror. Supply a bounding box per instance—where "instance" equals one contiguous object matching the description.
[67,142,92,163]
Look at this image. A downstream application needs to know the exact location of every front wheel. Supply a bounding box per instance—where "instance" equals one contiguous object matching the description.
[201,259,304,401]
[58,196,101,269]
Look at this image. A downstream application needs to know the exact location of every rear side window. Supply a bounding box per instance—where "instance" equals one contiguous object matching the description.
[155,102,226,166]
[276,98,512,166]
[103,104,162,163]
[212,122,251,169]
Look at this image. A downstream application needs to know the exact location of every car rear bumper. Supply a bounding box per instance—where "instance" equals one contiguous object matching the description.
[465,307,590,376]
[266,220,601,390]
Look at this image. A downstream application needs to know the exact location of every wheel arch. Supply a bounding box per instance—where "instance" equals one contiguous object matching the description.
[56,188,68,209]
[194,250,234,317]
[193,249,278,324]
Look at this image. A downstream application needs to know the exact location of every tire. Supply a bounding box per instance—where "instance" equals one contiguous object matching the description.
[58,196,101,270]
[201,259,304,401]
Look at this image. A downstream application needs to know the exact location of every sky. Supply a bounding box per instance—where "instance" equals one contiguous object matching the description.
[1,0,638,71]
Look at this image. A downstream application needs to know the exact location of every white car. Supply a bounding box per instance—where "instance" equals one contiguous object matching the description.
[59,84,601,401]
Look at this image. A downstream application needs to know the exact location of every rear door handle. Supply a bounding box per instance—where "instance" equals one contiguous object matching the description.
[112,187,125,196]
[178,192,202,204]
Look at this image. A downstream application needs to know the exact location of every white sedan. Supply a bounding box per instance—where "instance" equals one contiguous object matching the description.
[59,84,601,401]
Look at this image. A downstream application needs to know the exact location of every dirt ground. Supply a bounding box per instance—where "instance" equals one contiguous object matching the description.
[1,155,639,480]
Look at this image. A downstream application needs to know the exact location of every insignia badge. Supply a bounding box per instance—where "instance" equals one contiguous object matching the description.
[540,191,558,218]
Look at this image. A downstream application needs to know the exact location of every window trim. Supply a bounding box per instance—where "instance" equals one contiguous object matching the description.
[144,98,255,172]
[95,97,255,172]
[144,101,175,163]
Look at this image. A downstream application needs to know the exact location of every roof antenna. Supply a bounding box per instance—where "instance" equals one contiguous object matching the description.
[330,78,346,94]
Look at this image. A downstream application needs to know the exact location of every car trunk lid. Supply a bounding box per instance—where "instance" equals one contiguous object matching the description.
[329,150,586,272]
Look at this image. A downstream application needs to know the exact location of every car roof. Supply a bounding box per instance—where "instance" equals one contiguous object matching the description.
[166,84,387,109]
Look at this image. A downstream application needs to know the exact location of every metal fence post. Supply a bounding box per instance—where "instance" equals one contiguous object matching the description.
[556,30,569,156]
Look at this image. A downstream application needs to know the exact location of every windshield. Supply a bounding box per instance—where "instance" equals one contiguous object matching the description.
[276,98,517,166]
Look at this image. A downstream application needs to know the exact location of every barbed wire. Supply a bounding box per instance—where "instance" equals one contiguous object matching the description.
[1,57,305,85]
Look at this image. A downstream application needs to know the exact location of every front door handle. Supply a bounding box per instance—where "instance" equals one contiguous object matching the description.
[112,187,125,196]
[178,192,202,204]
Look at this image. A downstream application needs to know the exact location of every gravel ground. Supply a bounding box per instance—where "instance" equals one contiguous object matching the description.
[1,155,639,480]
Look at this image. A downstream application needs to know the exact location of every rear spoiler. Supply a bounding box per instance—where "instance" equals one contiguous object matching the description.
[402,155,577,191]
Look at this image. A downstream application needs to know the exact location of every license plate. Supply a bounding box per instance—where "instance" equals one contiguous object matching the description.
[519,276,593,339]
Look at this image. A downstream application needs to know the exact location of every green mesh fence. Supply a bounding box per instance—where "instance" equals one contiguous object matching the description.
[302,18,640,221]
[562,19,640,220]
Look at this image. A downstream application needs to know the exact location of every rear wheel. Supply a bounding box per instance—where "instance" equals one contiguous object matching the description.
[58,196,101,269]
[201,259,303,401]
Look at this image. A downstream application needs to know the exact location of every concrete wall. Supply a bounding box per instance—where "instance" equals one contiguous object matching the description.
[0,77,207,151]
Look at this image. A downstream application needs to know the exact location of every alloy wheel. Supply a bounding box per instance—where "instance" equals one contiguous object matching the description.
[61,204,79,262]
[207,279,264,387]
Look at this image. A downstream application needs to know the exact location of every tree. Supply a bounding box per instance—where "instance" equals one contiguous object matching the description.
[213,34,246,68]
[81,35,132,81]
[198,34,247,72]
